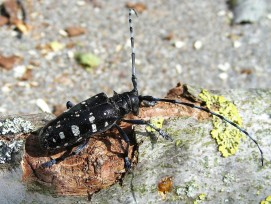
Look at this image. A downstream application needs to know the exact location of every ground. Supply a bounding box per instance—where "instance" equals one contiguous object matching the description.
[0,0,270,115]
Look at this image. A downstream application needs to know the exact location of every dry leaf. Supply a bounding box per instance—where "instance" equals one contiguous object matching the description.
[65,26,86,37]
[20,68,32,81]
[126,2,147,13]
[240,68,253,75]
[3,0,19,24]
[0,55,21,70]
[1,0,30,33]
[163,33,174,41]
[0,16,8,26]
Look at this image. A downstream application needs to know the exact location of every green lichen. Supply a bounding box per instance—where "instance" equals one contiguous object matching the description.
[198,89,245,158]
[185,180,199,197]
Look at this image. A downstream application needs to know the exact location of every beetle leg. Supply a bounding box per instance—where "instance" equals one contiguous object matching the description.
[41,158,57,168]
[41,149,72,168]
[114,124,131,170]
[141,100,156,107]
[66,101,74,109]
[72,139,89,155]
[122,119,173,141]
[41,140,89,168]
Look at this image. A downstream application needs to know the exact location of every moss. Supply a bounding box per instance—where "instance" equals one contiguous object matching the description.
[26,180,56,196]
[134,184,147,195]
[198,89,245,158]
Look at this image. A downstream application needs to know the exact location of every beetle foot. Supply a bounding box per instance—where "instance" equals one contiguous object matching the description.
[41,159,56,168]
[124,157,131,170]
[158,130,173,141]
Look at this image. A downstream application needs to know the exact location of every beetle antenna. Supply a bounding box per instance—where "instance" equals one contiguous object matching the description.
[139,95,264,166]
[129,9,138,92]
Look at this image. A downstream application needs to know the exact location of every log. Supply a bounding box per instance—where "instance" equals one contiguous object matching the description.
[0,83,270,203]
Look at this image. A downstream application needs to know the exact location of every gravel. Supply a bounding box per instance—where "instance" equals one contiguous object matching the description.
[0,0,271,115]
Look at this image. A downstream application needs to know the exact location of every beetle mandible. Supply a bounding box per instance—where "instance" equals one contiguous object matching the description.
[39,9,263,169]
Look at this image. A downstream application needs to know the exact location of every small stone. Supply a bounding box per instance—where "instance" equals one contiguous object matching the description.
[174,41,185,49]
[233,41,242,48]
[36,99,51,113]
[175,64,182,74]
[218,63,230,72]
[219,72,228,80]
[193,40,203,50]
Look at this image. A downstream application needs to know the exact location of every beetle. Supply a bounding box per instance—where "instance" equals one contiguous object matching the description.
[40,9,263,169]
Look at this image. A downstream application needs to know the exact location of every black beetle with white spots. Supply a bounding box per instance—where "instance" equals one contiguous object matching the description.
[39,9,264,169]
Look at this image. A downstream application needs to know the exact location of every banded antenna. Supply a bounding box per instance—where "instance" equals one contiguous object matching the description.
[129,9,138,92]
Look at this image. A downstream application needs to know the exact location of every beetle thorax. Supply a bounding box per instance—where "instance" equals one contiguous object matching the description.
[111,90,139,116]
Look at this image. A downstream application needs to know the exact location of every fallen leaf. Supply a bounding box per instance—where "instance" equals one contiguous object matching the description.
[13,19,30,34]
[3,0,19,24]
[0,16,8,26]
[75,52,101,70]
[0,55,21,70]
[65,26,86,37]
[0,0,30,33]
[49,41,65,52]
[163,33,174,41]
[20,68,32,81]
[125,2,147,13]
[240,68,253,75]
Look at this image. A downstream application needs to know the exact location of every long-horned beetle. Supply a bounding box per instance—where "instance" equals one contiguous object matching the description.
[39,9,263,169]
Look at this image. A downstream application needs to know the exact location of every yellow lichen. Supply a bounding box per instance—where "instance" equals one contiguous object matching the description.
[146,117,164,133]
[260,195,271,204]
[198,89,245,157]
[193,193,207,204]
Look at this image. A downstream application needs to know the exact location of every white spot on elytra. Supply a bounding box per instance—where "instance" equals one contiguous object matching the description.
[89,115,95,123]
[89,112,93,115]
[105,121,108,127]
[59,132,65,139]
[92,124,97,132]
[64,143,69,146]
[104,112,107,115]
[95,95,98,98]
[71,125,80,136]
[81,101,86,104]
[52,138,56,143]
